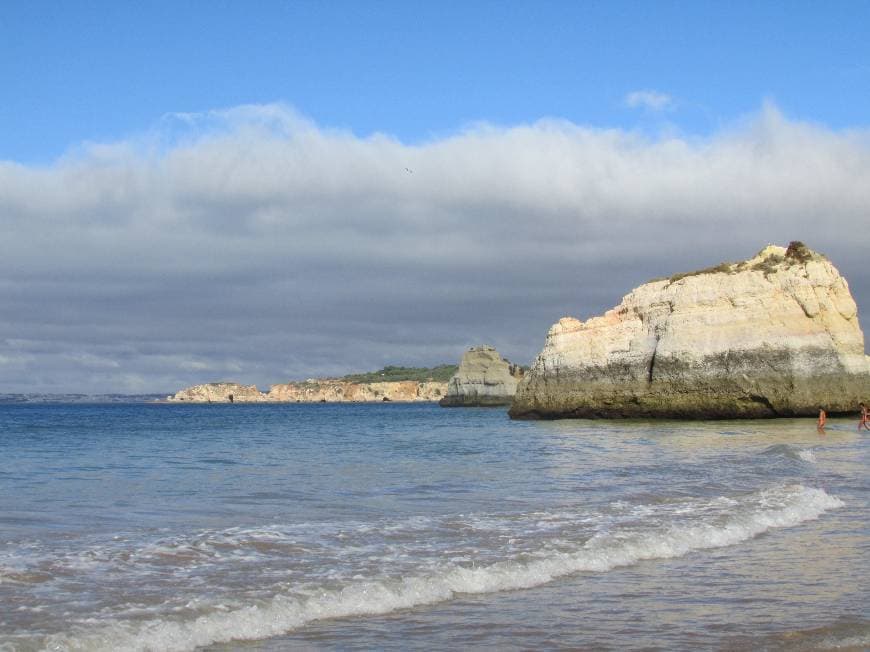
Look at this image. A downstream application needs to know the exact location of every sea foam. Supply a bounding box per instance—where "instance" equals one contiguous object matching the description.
[797,449,817,463]
[42,484,842,652]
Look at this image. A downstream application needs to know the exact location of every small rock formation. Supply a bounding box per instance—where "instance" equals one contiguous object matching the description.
[510,242,870,419]
[440,346,525,407]
[170,383,268,403]
[169,380,447,403]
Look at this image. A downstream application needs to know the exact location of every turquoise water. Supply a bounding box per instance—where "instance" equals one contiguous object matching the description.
[0,403,867,651]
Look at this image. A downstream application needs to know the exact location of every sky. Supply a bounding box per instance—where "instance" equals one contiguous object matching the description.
[1,1,869,393]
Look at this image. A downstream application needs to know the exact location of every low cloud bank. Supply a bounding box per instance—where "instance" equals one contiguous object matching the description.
[1,103,868,393]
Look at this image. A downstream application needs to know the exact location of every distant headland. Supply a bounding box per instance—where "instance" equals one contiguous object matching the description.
[168,365,457,403]
[168,351,529,406]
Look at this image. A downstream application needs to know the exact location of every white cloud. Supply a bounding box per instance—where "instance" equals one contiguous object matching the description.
[1,102,868,392]
[624,90,675,111]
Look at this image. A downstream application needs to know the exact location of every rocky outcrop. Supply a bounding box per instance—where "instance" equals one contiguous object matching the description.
[439,346,525,407]
[170,383,268,403]
[509,242,870,419]
[169,380,447,403]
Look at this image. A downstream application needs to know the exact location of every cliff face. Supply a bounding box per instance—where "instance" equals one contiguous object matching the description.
[169,380,447,403]
[510,243,870,419]
[267,380,445,402]
[439,346,524,407]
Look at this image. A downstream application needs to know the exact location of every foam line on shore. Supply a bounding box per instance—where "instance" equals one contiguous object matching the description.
[42,484,842,652]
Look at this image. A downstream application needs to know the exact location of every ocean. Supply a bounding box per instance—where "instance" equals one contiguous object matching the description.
[0,402,867,651]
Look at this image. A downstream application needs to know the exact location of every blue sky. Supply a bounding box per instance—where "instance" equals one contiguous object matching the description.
[1,2,870,393]
[3,1,869,164]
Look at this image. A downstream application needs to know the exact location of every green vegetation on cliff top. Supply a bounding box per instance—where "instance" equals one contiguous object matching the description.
[652,241,824,284]
[341,365,458,383]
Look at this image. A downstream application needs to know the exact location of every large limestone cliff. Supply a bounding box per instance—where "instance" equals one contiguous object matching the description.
[510,242,870,419]
[439,346,525,407]
[169,380,446,403]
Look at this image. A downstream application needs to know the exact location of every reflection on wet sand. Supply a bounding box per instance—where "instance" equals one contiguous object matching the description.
[526,418,858,481]
[649,419,858,450]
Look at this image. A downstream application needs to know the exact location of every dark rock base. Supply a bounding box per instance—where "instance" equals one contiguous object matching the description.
[509,372,870,420]
[439,396,513,407]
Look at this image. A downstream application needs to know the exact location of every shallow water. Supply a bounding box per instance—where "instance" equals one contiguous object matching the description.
[0,403,867,651]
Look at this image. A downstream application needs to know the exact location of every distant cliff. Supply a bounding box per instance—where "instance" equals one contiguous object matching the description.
[268,380,445,402]
[439,346,524,407]
[510,242,870,419]
[168,367,450,403]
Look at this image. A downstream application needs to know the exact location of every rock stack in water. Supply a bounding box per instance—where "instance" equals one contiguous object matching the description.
[440,346,524,407]
[509,243,870,419]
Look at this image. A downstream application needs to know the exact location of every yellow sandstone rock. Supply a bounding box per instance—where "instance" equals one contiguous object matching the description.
[510,242,870,419]
[439,346,524,407]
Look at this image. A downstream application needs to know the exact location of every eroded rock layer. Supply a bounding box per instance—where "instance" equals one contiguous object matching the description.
[509,243,870,419]
[440,346,524,407]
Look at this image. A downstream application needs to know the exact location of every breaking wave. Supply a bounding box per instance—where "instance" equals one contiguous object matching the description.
[41,484,842,652]
[762,443,817,463]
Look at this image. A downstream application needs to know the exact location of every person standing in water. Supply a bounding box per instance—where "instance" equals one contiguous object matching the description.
[859,403,869,431]
[817,407,827,433]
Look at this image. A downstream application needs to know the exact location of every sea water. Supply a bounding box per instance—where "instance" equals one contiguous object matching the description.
[0,403,867,651]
